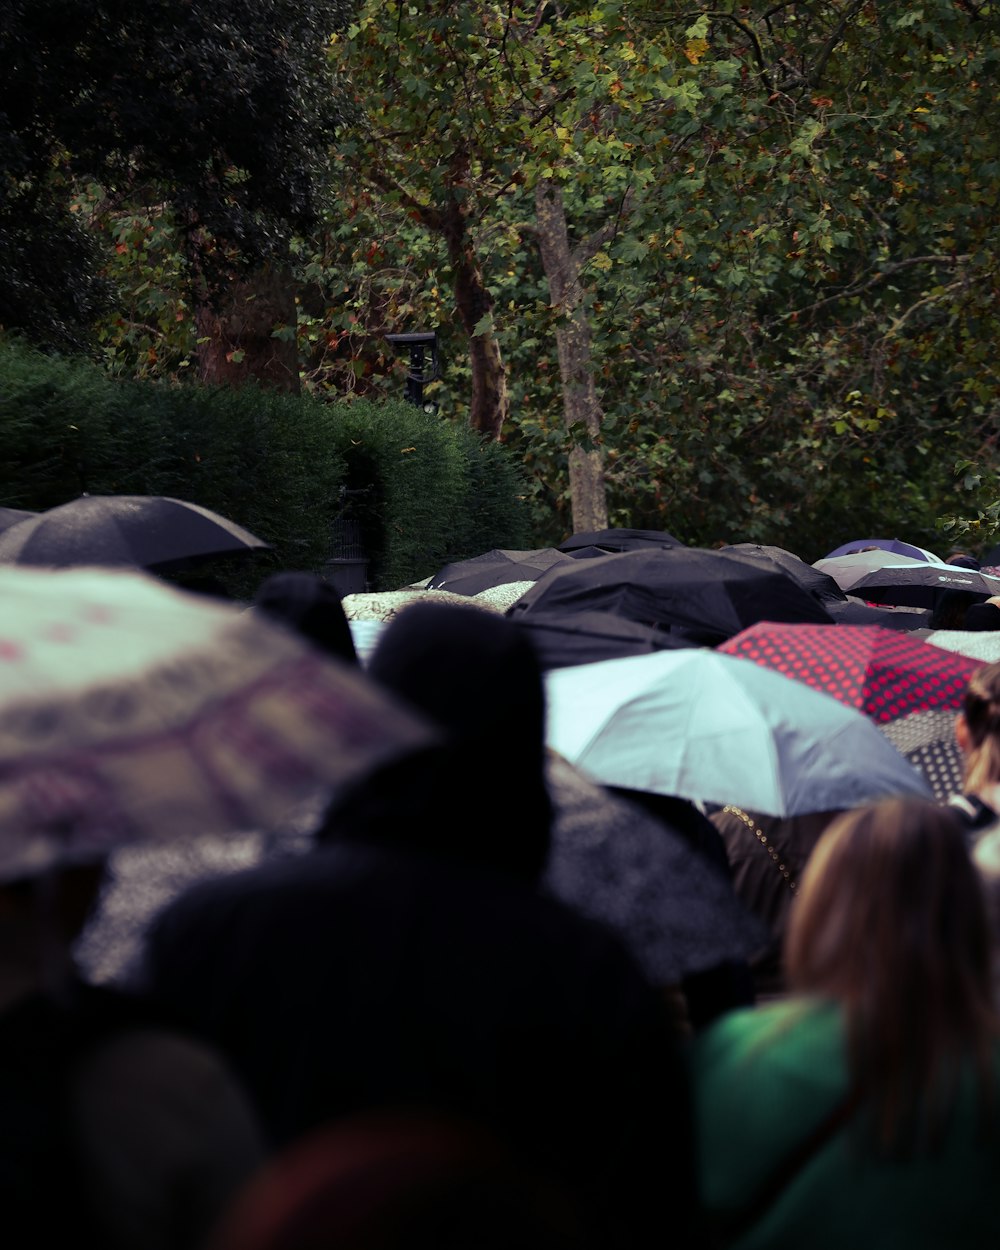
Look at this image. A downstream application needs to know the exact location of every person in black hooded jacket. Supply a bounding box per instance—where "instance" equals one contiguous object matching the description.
[142,604,704,1250]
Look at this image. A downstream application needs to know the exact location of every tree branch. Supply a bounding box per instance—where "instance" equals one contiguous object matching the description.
[777,254,971,323]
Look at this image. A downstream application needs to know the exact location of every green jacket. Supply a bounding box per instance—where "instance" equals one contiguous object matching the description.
[693,997,1000,1250]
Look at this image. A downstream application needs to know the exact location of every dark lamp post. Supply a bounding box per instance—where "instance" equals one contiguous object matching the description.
[384,331,440,411]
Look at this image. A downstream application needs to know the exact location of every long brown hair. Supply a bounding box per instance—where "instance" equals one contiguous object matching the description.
[785,797,998,1154]
[961,661,1000,791]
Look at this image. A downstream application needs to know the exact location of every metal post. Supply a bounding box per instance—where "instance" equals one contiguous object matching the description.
[385,331,439,410]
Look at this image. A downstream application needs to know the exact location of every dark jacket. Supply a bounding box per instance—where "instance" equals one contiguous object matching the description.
[142,842,699,1250]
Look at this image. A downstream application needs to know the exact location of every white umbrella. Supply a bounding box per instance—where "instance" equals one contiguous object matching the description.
[0,565,435,881]
[919,630,1000,663]
[340,588,501,623]
[544,649,932,819]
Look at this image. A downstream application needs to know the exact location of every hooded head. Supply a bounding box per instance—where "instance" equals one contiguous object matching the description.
[253,571,358,665]
[322,602,553,884]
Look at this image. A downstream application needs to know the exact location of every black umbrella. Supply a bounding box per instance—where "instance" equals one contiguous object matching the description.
[544,754,767,985]
[841,562,1000,610]
[0,494,270,572]
[512,609,690,670]
[722,543,846,604]
[825,598,932,631]
[0,506,37,535]
[558,527,682,553]
[508,547,834,645]
[427,547,577,596]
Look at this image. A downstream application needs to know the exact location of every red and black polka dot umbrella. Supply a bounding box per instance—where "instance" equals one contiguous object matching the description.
[718,622,980,724]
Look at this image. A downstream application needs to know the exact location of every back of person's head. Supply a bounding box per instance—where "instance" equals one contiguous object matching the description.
[785,796,997,1151]
[960,661,1000,792]
[324,602,553,883]
[947,549,981,570]
[929,587,981,630]
[207,1109,593,1250]
[253,571,358,665]
[963,602,1000,632]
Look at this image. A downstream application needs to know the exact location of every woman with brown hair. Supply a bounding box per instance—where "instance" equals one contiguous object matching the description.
[693,796,1000,1249]
[950,659,1000,834]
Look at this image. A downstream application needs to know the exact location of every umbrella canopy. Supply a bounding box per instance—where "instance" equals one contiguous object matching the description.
[823,537,945,563]
[718,622,981,724]
[543,753,767,984]
[844,563,1000,610]
[0,494,269,571]
[0,565,435,881]
[918,630,1000,663]
[815,549,1000,608]
[512,609,690,670]
[721,543,847,604]
[509,547,834,645]
[0,505,38,535]
[426,547,576,596]
[813,548,932,592]
[341,588,502,623]
[558,528,682,553]
[876,708,965,802]
[544,649,931,818]
[823,598,932,631]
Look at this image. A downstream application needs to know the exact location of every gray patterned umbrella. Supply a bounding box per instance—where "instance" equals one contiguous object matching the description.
[878,708,965,801]
[545,754,768,985]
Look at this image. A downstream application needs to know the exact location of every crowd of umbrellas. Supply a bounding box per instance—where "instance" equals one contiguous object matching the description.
[2,495,1000,991]
[344,524,1000,816]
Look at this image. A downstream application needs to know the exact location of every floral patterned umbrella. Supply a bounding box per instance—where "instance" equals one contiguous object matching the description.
[0,565,435,881]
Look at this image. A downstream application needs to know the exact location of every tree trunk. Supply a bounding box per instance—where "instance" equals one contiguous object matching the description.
[195,260,301,393]
[441,202,508,439]
[534,178,609,533]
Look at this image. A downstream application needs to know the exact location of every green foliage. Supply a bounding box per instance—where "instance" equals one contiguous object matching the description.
[0,0,354,349]
[10,0,999,561]
[319,399,534,589]
[0,338,533,593]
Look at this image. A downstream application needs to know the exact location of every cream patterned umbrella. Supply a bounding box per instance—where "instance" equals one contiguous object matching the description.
[0,565,435,881]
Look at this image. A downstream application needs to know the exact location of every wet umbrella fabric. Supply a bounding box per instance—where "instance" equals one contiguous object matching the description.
[426,548,577,596]
[823,599,932,631]
[558,528,682,553]
[0,494,269,572]
[718,622,980,724]
[877,709,966,802]
[543,648,932,819]
[814,550,1000,608]
[720,543,847,605]
[341,588,502,624]
[813,549,933,593]
[0,506,37,535]
[509,547,834,646]
[844,564,1000,610]
[512,609,690,671]
[918,630,1000,663]
[823,537,945,563]
[544,753,767,984]
[0,565,435,881]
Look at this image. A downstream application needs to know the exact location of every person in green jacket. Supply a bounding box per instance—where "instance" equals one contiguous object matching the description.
[694,795,1000,1250]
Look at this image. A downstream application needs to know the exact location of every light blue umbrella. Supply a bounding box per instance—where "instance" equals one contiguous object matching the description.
[544,648,932,819]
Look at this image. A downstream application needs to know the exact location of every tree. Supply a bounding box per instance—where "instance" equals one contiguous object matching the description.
[330,0,1000,548]
[0,0,353,386]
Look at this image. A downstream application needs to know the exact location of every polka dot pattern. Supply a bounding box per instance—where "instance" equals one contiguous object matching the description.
[719,623,980,724]
[878,709,965,801]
